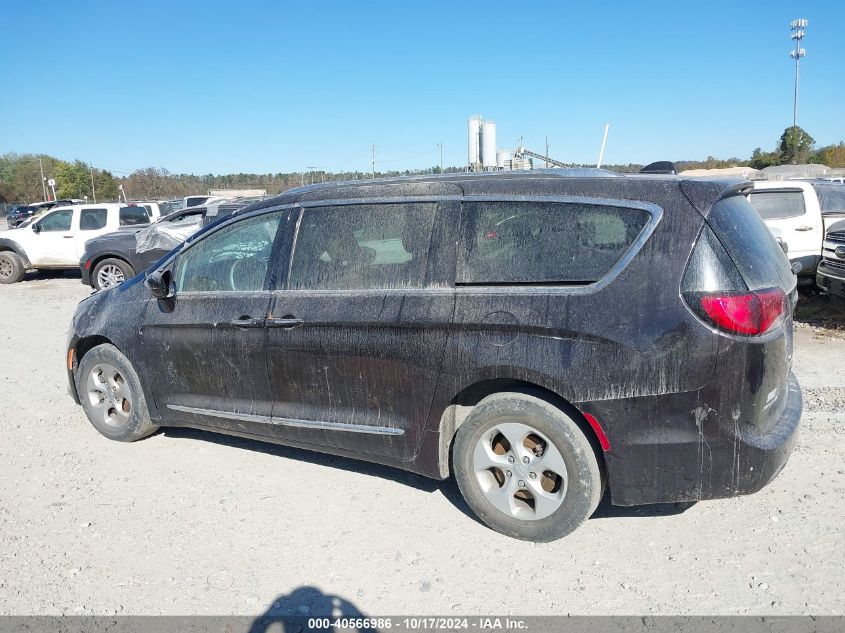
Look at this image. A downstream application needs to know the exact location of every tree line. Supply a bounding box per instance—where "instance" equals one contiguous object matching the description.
[2,126,842,204]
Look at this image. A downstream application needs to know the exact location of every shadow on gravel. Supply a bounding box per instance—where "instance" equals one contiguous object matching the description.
[20,268,83,283]
[248,586,375,632]
[795,288,845,331]
[160,427,480,523]
[590,488,696,519]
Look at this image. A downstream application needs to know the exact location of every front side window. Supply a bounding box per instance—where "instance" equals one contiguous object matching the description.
[458,201,651,285]
[79,208,108,231]
[174,213,282,292]
[119,206,150,226]
[37,209,73,232]
[748,190,806,220]
[289,203,435,290]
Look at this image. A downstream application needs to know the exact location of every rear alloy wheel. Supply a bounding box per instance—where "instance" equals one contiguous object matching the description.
[75,343,157,441]
[453,392,602,541]
[0,251,26,284]
[92,258,135,290]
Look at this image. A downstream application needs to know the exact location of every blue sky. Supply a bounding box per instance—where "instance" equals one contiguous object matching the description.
[2,1,843,175]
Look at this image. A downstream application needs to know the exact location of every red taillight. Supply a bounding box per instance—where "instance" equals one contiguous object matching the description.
[698,288,785,335]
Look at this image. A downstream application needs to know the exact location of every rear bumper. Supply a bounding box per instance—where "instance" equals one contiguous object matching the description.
[590,373,802,506]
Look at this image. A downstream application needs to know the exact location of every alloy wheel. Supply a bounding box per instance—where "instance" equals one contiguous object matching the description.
[85,363,133,427]
[473,422,568,520]
[97,264,125,289]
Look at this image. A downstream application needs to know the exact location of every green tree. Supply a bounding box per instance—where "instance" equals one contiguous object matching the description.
[811,142,845,168]
[778,126,815,165]
[750,147,778,169]
[55,160,90,199]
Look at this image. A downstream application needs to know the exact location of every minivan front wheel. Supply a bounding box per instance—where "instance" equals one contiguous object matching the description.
[75,344,157,441]
[453,393,602,541]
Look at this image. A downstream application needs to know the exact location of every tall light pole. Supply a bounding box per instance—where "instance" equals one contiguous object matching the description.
[789,19,807,130]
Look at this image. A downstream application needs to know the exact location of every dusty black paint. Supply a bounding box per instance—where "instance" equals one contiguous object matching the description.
[67,171,802,507]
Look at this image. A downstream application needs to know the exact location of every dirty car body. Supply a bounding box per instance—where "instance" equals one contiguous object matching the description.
[67,172,801,534]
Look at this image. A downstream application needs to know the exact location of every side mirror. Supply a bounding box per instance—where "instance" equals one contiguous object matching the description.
[32,223,41,233]
[144,269,174,299]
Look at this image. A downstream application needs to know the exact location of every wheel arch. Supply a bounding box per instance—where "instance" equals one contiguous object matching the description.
[89,253,135,278]
[436,378,607,482]
[0,238,32,269]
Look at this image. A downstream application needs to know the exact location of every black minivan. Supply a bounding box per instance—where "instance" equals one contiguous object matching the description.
[66,171,801,541]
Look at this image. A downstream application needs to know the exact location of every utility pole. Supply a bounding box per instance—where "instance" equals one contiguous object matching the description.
[545,136,550,168]
[437,142,443,173]
[90,165,97,203]
[371,145,376,179]
[38,157,47,201]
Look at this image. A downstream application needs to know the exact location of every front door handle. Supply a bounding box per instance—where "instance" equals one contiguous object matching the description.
[229,316,265,328]
[266,317,304,329]
[63,235,74,239]
[795,226,813,231]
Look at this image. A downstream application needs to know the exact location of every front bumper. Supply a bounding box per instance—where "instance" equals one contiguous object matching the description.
[817,269,845,299]
[591,373,802,506]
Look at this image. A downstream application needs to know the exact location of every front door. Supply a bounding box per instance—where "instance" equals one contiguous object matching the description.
[266,201,455,461]
[141,209,292,436]
[28,208,78,266]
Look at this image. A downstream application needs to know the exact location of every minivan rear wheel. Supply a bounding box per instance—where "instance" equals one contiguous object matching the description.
[75,343,157,441]
[452,392,602,541]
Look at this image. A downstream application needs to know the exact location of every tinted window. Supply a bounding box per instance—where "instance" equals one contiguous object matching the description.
[79,208,108,231]
[119,206,149,226]
[185,196,208,208]
[458,201,650,284]
[812,184,845,214]
[748,190,806,219]
[175,213,282,292]
[289,203,435,290]
[37,209,73,232]
[707,195,794,291]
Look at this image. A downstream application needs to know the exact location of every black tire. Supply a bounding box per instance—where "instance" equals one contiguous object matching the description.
[75,343,157,441]
[0,251,26,284]
[452,392,602,542]
[91,258,136,290]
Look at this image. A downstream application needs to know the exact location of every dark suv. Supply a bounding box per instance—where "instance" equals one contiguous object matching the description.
[66,171,800,541]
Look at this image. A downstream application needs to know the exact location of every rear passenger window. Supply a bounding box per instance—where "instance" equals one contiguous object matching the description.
[79,208,108,231]
[119,206,149,226]
[289,203,435,290]
[458,201,650,284]
[748,190,805,219]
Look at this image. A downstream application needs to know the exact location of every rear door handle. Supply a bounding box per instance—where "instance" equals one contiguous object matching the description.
[266,317,304,329]
[229,316,265,328]
[63,235,74,239]
[795,226,814,231]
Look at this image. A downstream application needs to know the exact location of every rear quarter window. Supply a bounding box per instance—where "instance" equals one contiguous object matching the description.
[748,190,806,219]
[457,201,651,284]
[707,195,795,291]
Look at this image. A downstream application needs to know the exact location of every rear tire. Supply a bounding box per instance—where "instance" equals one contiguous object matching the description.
[0,251,26,284]
[92,258,135,290]
[452,392,602,542]
[75,344,157,441]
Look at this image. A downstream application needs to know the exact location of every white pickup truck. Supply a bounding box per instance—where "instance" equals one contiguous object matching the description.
[0,203,150,284]
[748,180,845,281]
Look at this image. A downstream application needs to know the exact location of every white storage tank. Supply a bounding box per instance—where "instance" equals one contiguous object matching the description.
[468,116,482,167]
[481,120,497,169]
[496,149,512,169]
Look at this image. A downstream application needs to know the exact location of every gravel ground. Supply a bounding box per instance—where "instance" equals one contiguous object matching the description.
[0,275,843,617]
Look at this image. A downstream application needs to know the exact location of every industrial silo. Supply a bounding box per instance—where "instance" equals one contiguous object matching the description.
[468,116,482,168]
[481,120,496,170]
[496,148,512,170]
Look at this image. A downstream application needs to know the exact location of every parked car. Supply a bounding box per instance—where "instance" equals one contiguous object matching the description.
[0,203,150,284]
[80,202,251,290]
[748,180,845,280]
[127,201,174,222]
[66,171,800,541]
[5,204,38,228]
[816,218,845,301]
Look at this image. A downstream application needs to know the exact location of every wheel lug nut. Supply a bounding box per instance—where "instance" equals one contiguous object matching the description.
[505,471,512,477]
[522,456,530,464]
[518,480,525,488]
[529,472,537,479]
[507,456,514,463]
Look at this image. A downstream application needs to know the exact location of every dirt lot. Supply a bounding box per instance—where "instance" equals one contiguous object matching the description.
[0,273,843,617]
